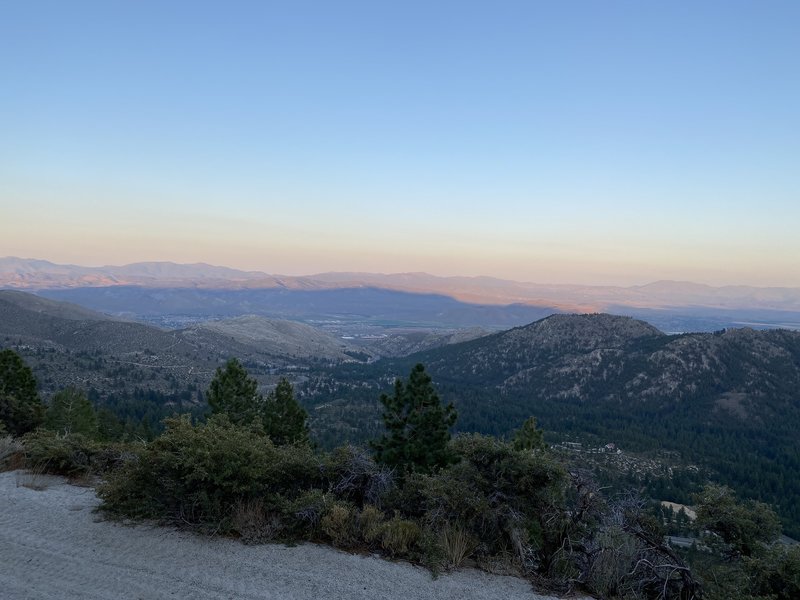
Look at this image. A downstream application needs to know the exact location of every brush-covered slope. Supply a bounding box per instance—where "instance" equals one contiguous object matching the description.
[188,315,372,363]
[0,290,115,324]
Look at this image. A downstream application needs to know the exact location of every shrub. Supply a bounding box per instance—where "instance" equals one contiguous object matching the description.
[557,494,701,600]
[321,501,358,547]
[232,498,284,544]
[440,523,478,569]
[695,484,782,558]
[21,430,100,476]
[584,526,641,597]
[748,545,800,600]
[359,505,386,545]
[99,414,307,527]
[283,489,327,537]
[0,435,23,471]
[89,443,142,474]
[323,444,394,507]
[259,442,321,495]
[390,433,565,569]
[380,515,421,556]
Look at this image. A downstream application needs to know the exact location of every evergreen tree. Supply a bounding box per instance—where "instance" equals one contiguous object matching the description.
[693,484,795,599]
[96,407,125,442]
[262,378,309,445]
[371,363,457,474]
[207,358,262,426]
[695,484,782,558]
[45,387,98,437]
[512,416,547,451]
[0,349,44,435]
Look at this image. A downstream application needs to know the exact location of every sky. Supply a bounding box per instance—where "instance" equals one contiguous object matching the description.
[1,1,799,286]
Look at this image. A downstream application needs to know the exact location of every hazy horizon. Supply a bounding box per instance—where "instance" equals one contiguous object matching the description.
[5,254,800,291]
[2,2,799,287]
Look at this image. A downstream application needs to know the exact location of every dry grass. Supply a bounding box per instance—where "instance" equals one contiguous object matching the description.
[0,435,24,472]
[380,516,420,556]
[232,498,283,544]
[440,523,478,569]
[321,502,357,547]
[15,462,54,491]
[359,505,386,545]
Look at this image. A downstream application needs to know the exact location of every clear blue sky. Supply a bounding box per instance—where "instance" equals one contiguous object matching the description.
[2,1,798,285]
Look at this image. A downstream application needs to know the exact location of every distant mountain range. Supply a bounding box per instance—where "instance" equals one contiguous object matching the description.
[2,257,800,332]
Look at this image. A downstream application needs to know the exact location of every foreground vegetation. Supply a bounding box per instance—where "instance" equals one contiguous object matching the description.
[2,349,799,599]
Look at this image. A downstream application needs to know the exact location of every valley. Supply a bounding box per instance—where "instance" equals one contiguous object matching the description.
[5,257,800,333]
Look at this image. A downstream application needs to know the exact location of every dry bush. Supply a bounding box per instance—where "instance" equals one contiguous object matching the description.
[555,492,700,599]
[380,516,421,556]
[321,501,358,547]
[440,523,478,569]
[286,489,327,536]
[22,430,97,476]
[584,526,641,597]
[359,504,386,545]
[325,445,394,507]
[478,541,519,576]
[232,498,283,544]
[0,435,24,471]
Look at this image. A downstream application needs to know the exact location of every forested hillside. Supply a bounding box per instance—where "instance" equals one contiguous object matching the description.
[303,314,800,536]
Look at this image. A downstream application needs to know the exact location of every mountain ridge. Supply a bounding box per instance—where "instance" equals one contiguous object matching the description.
[4,257,800,310]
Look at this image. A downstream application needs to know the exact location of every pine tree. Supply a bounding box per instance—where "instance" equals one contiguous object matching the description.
[371,363,457,474]
[0,349,44,435]
[45,387,98,437]
[262,378,309,445]
[694,484,782,558]
[207,358,262,426]
[512,416,547,452]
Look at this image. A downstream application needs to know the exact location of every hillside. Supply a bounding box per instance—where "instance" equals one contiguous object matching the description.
[365,327,490,357]
[0,291,371,400]
[188,315,372,362]
[303,314,800,535]
[0,289,115,323]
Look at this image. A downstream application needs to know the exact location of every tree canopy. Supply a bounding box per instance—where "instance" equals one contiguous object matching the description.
[511,416,547,452]
[207,358,263,426]
[262,378,309,445]
[0,349,44,435]
[693,484,798,599]
[208,361,308,445]
[371,363,457,474]
[45,387,98,438]
[695,483,782,559]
